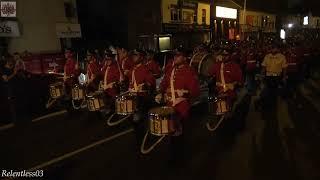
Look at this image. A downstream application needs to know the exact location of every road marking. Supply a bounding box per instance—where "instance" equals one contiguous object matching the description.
[31,110,67,123]
[0,110,68,132]
[27,128,134,171]
[0,123,14,131]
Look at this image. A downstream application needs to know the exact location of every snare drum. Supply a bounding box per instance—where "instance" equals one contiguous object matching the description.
[72,84,85,100]
[208,96,231,115]
[86,91,105,111]
[98,81,104,91]
[115,93,137,115]
[49,82,64,99]
[149,106,176,136]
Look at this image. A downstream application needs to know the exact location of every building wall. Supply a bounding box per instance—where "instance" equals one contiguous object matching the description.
[197,2,210,25]
[162,0,178,24]
[239,10,276,32]
[161,0,210,25]
[8,0,78,53]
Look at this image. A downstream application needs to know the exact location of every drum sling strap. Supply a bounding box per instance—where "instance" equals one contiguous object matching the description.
[220,63,227,92]
[104,66,114,89]
[132,68,138,91]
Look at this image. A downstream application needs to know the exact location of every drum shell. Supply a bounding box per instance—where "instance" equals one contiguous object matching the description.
[190,53,215,77]
[49,82,64,99]
[148,107,176,136]
[115,94,137,115]
[72,85,85,100]
[208,96,231,115]
[86,92,105,111]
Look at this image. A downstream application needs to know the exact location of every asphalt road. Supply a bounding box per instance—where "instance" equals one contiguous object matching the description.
[1,79,320,180]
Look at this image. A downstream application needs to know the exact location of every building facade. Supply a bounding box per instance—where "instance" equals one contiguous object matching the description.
[239,10,277,33]
[0,0,79,54]
[160,0,211,48]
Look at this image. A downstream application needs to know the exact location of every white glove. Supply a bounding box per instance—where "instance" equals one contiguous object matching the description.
[2,75,8,82]
[155,94,163,104]
[176,90,184,97]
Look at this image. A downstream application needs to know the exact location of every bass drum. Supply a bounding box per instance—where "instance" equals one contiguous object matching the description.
[189,53,215,77]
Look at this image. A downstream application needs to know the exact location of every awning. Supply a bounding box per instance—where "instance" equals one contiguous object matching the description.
[56,23,82,38]
[0,21,20,37]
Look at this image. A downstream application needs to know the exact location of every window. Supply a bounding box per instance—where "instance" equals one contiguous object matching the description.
[182,10,194,23]
[171,9,178,21]
[202,9,206,24]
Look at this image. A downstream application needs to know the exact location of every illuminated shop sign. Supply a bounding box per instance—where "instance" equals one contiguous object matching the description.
[216,6,237,19]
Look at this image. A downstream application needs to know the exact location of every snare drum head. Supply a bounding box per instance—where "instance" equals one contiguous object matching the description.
[149,106,175,116]
[190,53,215,76]
[50,82,63,87]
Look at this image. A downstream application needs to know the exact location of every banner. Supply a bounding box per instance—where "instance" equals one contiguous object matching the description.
[56,23,82,38]
[0,21,20,37]
[0,1,16,17]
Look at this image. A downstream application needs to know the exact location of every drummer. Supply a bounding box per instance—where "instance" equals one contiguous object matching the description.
[156,47,200,165]
[127,49,156,152]
[145,50,161,79]
[208,49,243,112]
[101,50,120,113]
[63,49,79,95]
[86,51,100,93]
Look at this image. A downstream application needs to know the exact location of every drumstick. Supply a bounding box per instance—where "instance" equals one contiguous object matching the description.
[115,53,125,81]
[119,90,130,96]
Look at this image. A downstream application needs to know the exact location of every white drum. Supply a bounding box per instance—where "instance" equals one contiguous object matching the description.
[49,82,64,99]
[115,93,137,115]
[86,91,105,111]
[72,84,85,100]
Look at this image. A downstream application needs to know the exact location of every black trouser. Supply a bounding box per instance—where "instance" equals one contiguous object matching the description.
[132,96,152,152]
[260,76,281,107]
[286,72,299,98]
[168,131,185,167]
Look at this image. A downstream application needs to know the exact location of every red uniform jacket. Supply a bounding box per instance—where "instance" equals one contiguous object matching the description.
[64,58,77,77]
[145,59,161,78]
[209,61,243,99]
[164,58,174,75]
[87,61,99,82]
[128,64,156,96]
[120,56,134,77]
[286,52,299,73]
[241,52,257,71]
[160,64,200,119]
[102,63,120,97]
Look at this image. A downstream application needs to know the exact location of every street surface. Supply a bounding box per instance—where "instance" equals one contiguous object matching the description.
[1,79,320,180]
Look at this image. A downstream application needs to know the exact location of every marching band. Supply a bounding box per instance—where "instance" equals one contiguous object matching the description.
[46,40,309,167]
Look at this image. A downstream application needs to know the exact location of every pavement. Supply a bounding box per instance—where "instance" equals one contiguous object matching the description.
[1,78,320,180]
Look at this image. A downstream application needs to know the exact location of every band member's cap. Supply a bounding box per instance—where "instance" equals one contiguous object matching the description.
[104,50,113,58]
[221,50,230,55]
[131,49,146,56]
[146,50,155,56]
[174,46,187,56]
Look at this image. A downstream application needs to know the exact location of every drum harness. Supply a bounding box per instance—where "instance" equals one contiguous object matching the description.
[108,65,147,127]
[106,90,132,127]
[46,82,64,109]
[141,67,184,154]
[206,62,228,132]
